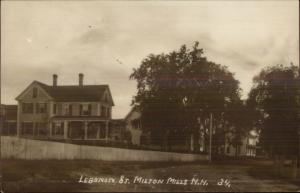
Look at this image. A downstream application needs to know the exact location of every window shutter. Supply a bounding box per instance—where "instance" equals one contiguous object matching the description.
[36,103,39,113]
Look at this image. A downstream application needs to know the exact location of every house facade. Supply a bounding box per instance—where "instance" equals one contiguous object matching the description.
[224,130,259,157]
[16,73,115,141]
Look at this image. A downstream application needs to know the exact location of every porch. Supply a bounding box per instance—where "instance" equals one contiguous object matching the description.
[50,117,110,141]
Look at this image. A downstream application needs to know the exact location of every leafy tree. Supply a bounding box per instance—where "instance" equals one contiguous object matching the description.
[130,42,242,152]
[226,101,253,156]
[247,64,300,157]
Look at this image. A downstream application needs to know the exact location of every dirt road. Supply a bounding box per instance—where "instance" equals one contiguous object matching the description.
[2,159,300,192]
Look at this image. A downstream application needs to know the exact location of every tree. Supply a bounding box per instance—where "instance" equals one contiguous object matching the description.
[226,101,253,157]
[247,64,300,159]
[130,42,242,152]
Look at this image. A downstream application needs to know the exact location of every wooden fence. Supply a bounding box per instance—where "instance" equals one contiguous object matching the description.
[1,136,208,162]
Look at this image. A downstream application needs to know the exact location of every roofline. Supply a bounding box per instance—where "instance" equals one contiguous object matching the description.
[15,81,53,101]
[124,105,140,121]
[0,104,18,106]
[15,81,115,105]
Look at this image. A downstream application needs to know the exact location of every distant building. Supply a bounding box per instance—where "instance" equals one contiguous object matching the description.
[123,106,259,156]
[0,104,17,135]
[224,130,259,157]
[15,73,116,141]
[109,119,126,142]
[124,106,143,145]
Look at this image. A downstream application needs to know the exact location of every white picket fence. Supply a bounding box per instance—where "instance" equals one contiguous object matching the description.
[1,136,208,161]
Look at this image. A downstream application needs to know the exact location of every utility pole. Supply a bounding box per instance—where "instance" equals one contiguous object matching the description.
[209,112,213,163]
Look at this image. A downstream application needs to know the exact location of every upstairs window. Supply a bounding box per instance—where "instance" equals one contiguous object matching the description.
[63,104,70,115]
[107,108,111,118]
[33,87,38,98]
[53,104,57,115]
[80,104,91,116]
[104,94,108,102]
[101,106,106,117]
[36,103,47,113]
[22,103,34,114]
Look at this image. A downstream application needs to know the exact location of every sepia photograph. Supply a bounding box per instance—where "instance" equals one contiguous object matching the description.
[0,0,299,192]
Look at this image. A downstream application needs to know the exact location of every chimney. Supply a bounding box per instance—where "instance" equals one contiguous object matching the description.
[79,73,84,86]
[53,74,58,87]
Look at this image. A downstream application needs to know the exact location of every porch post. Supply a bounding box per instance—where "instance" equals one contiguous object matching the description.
[84,121,88,140]
[64,121,68,139]
[105,120,109,143]
[96,123,100,139]
[37,123,40,136]
[17,101,21,137]
[32,122,35,136]
[69,122,72,138]
[49,122,53,138]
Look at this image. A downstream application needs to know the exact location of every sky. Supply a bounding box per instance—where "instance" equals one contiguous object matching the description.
[1,0,299,119]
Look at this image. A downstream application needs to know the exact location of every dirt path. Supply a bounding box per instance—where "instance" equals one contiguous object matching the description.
[85,163,300,192]
[2,159,300,192]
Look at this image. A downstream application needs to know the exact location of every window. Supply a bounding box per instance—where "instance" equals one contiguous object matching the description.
[80,104,91,116]
[52,122,64,135]
[104,94,108,102]
[53,104,57,114]
[22,122,34,135]
[100,125,106,138]
[63,104,70,115]
[36,122,47,136]
[131,119,141,130]
[22,103,34,114]
[107,108,111,118]
[101,106,106,117]
[36,103,47,113]
[33,87,38,98]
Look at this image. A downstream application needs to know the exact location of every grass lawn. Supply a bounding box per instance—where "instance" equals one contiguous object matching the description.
[2,158,300,192]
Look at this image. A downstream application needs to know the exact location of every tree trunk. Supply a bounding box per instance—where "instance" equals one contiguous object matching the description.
[194,131,200,153]
[190,134,194,152]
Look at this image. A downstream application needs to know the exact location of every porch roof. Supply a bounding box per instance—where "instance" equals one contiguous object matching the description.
[50,116,109,121]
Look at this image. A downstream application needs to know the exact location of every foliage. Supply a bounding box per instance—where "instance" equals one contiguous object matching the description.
[247,64,300,156]
[130,42,243,151]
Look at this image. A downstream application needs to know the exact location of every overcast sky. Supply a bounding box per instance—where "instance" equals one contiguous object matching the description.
[1,0,299,119]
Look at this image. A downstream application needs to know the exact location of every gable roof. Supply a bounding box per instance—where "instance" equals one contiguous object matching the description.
[124,105,140,121]
[17,81,114,105]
